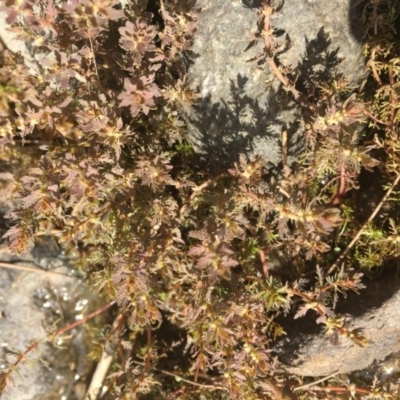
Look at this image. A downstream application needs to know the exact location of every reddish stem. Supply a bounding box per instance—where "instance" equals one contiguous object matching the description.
[331,164,346,205]
[261,1,300,100]
[2,300,115,391]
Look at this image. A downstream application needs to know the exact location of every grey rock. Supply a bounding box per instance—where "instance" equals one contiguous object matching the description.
[277,272,400,376]
[0,239,104,400]
[0,11,38,73]
[185,0,365,169]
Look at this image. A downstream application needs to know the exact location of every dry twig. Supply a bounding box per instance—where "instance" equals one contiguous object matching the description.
[0,261,74,278]
[131,360,227,393]
[328,173,400,274]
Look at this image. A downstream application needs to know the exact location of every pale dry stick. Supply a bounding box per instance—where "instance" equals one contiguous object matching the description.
[85,313,125,400]
[88,34,100,85]
[278,186,291,198]
[293,370,339,392]
[281,129,288,167]
[306,385,371,395]
[327,173,400,274]
[84,351,113,400]
[0,261,74,278]
[259,248,269,278]
[130,360,228,393]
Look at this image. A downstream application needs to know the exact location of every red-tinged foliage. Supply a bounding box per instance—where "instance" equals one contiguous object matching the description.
[0,0,399,399]
[118,76,160,116]
[118,18,159,63]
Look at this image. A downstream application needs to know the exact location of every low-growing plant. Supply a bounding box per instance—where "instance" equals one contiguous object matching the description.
[0,0,400,398]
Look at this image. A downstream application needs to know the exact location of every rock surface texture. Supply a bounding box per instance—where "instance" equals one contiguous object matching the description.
[0,240,102,400]
[185,0,365,168]
[277,272,400,376]
[0,12,38,73]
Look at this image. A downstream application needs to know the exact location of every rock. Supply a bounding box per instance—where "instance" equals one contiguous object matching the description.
[184,0,365,169]
[276,270,400,376]
[0,238,105,400]
[0,11,37,73]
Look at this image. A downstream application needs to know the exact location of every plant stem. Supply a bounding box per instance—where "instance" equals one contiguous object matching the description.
[327,172,400,274]
[130,360,228,392]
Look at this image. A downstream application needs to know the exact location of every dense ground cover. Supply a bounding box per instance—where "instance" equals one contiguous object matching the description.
[0,0,400,398]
